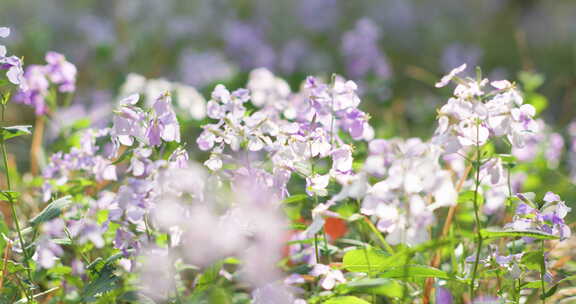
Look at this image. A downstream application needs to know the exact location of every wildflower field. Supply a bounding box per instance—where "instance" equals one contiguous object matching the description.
[0,1,575,303]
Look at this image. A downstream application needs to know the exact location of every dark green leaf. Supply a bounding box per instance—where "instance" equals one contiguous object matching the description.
[80,265,120,302]
[0,125,32,140]
[540,284,558,300]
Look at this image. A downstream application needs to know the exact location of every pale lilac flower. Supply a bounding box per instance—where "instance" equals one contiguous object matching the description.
[310,264,346,290]
[15,65,50,115]
[505,192,572,240]
[252,282,299,304]
[435,64,466,88]
[44,51,77,92]
[147,93,180,146]
[0,27,25,87]
[306,174,330,197]
[33,238,64,269]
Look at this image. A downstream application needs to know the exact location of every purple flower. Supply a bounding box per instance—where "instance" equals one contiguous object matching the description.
[507,192,572,240]
[15,65,50,115]
[436,287,453,304]
[44,51,77,92]
[341,18,392,79]
[14,51,77,115]
[147,93,180,146]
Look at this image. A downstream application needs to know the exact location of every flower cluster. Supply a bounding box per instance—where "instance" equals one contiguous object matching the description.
[0,27,24,87]
[507,192,572,241]
[15,51,77,115]
[361,138,457,245]
[433,64,538,152]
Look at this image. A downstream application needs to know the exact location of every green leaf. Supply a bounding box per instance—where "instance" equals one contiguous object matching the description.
[29,196,72,226]
[527,93,548,115]
[480,228,559,240]
[458,191,484,205]
[522,280,548,289]
[208,287,232,304]
[518,71,544,91]
[521,252,544,271]
[118,291,157,304]
[0,125,32,140]
[0,190,20,201]
[540,284,558,300]
[48,265,72,276]
[323,296,371,304]
[339,278,403,298]
[80,265,120,302]
[342,248,396,273]
[196,261,223,291]
[556,275,576,285]
[282,194,308,204]
[379,265,450,280]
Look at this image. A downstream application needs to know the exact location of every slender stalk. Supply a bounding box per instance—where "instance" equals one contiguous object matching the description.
[540,240,546,304]
[423,163,472,304]
[470,124,484,300]
[1,137,33,301]
[0,240,11,289]
[363,216,394,255]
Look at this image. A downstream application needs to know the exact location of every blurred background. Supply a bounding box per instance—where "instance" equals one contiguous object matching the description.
[2,0,576,209]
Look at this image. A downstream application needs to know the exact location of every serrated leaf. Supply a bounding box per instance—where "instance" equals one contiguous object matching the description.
[0,125,32,140]
[29,196,72,226]
[480,228,559,240]
[119,291,157,304]
[80,265,120,302]
[323,296,371,304]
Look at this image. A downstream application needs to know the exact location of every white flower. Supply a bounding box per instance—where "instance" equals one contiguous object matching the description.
[310,264,346,290]
[306,174,330,197]
[435,64,467,88]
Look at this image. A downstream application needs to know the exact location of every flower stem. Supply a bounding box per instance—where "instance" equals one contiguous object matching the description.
[540,240,546,304]
[470,126,484,300]
[1,137,33,301]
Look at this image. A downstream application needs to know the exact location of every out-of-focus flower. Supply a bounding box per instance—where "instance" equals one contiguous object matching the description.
[44,51,77,92]
[341,18,392,80]
[15,51,77,115]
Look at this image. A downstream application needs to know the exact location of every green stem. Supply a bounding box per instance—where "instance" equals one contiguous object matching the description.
[363,216,394,255]
[540,240,546,304]
[1,137,33,300]
[470,125,484,300]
